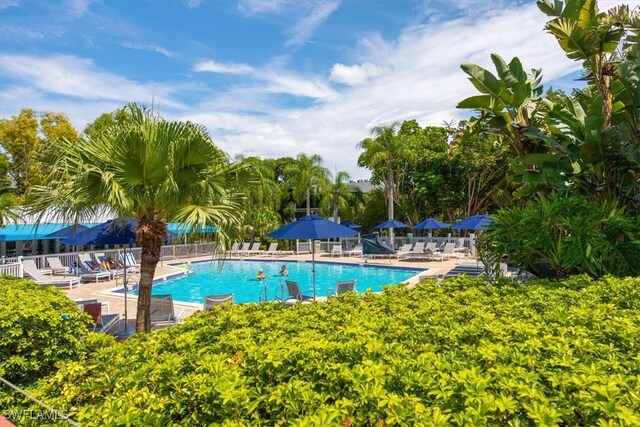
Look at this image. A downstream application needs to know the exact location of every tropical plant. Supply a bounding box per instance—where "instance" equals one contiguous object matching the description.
[7,275,640,425]
[321,170,360,222]
[0,191,19,228]
[0,276,95,384]
[283,153,330,216]
[483,193,640,279]
[27,104,252,333]
[357,124,418,240]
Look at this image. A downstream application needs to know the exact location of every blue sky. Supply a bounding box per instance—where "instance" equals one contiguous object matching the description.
[0,0,637,177]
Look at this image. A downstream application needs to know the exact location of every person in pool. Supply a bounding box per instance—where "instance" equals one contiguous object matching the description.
[280,264,288,276]
[256,268,265,280]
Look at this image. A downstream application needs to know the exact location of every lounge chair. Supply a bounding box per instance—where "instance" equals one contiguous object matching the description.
[22,264,80,290]
[402,241,428,260]
[77,254,112,282]
[248,242,263,256]
[81,301,119,333]
[119,252,140,272]
[282,280,313,303]
[228,242,240,256]
[237,242,251,256]
[432,243,464,262]
[442,261,485,278]
[22,259,52,276]
[396,243,414,259]
[150,294,185,327]
[330,244,343,257]
[93,252,106,262]
[346,244,363,257]
[46,256,70,275]
[328,280,356,297]
[203,293,234,310]
[265,242,278,255]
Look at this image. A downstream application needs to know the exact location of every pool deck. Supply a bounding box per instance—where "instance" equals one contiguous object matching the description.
[63,253,465,332]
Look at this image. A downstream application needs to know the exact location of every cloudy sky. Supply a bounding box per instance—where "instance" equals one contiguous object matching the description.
[0,0,637,178]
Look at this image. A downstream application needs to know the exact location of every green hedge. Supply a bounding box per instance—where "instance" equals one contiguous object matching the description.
[0,276,97,385]
[8,276,640,426]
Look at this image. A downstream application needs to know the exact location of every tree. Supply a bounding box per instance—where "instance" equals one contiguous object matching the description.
[283,153,329,216]
[357,124,418,241]
[0,192,18,228]
[28,104,252,333]
[322,171,359,222]
[83,108,131,140]
[0,109,79,194]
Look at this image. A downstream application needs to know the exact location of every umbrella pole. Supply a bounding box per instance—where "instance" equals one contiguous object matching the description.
[123,245,128,333]
[312,239,316,301]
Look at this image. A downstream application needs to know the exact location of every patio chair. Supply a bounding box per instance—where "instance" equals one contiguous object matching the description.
[432,243,464,262]
[22,259,52,276]
[81,301,119,333]
[237,242,251,256]
[442,261,485,278]
[402,241,427,260]
[203,293,234,311]
[330,244,343,257]
[93,252,106,262]
[248,242,263,256]
[46,256,70,275]
[396,243,414,259]
[22,264,80,290]
[77,254,112,282]
[328,280,356,297]
[150,294,185,327]
[228,242,240,256]
[282,280,313,303]
[346,244,363,257]
[265,242,278,255]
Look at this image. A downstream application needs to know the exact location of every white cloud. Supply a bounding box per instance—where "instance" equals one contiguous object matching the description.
[237,0,340,48]
[193,60,255,75]
[123,42,175,58]
[285,0,340,47]
[64,0,94,18]
[185,0,204,9]
[0,0,19,10]
[0,54,185,110]
[330,63,384,86]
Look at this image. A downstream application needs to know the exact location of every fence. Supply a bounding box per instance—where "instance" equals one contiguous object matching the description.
[0,243,220,277]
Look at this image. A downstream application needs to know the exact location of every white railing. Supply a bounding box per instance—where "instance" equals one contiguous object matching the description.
[0,262,23,278]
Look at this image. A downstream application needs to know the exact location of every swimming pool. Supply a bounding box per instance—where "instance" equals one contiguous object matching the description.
[138,260,423,304]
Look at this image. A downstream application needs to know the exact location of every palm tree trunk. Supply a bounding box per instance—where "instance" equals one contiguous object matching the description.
[388,168,395,246]
[332,195,339,223]
[135,216,166,333]
[306,187,311,215]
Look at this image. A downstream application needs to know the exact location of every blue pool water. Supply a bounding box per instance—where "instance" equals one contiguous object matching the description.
[138,260,423,304]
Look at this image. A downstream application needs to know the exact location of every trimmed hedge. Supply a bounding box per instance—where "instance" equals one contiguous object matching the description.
[0,276,94,384]
[8,276,640,426]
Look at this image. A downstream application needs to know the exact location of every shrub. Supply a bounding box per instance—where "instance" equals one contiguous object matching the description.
[8,275,640,426]
[0,276,92,384]
[482,193,640,279]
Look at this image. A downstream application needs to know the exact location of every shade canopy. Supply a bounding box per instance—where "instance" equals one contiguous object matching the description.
[362,233,394,255]
[451,214,493,231]
[0,223,97,242]
[413,218,449,230]
[45,224,89,239]
[268,214,358,240]
[63,219,139,245]
[340,220,362,229]
[375,219,408,229]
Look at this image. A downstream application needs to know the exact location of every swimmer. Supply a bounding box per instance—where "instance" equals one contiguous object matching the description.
[256,268,265,280]
[279,264,288,276]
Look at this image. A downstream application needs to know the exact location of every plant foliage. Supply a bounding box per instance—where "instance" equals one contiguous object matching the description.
[8,276,640,426]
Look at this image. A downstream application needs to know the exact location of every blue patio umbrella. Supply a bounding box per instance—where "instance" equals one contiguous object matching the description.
[451,214,493,231]
[375,219,408,229]
[340,220,362,229]
[267,214,358,300]
[45,224,90,239]
[413,218,449,230]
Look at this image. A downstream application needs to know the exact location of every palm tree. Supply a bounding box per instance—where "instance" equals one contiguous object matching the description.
[357,124,417,243]
[28,104,252,333]
[283,153,329,216]
[322,171,359,222]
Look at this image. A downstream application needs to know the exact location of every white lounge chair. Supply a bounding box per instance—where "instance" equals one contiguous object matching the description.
[265,242,279,255]
[228,242,240,256]
[77,253,112,282]
[396,243,414,259]
[237,242,251,256]
[346,244,363,257]
[330,244,343,257]
[23,264,80,290]
[22,259,52,276]
[404,241,428,260]
[203,293,234,311]
[432,243,464,262]
[248,242,263,256]
[46,256,70,275]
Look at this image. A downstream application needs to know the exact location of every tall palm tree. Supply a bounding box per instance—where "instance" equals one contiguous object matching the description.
[357,124,417,243]
[322,171,359,223]
[284,153,329,216]
[28,104,252,332]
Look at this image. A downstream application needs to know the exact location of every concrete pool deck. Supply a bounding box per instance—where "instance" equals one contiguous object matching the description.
[63,253,465,331]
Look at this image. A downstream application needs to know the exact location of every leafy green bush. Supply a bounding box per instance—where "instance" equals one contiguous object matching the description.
[9,275,640,426]
[0,276,92,384]
[482,193,640,279]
